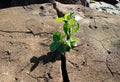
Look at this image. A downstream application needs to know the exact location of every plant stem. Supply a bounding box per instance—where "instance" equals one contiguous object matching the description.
[61,54,70,82]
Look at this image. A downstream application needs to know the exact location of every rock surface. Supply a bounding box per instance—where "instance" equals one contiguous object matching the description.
[90,0,120,15]
[0,1,120,82]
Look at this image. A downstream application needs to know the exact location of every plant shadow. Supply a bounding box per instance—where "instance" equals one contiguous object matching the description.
[30,52,60,72]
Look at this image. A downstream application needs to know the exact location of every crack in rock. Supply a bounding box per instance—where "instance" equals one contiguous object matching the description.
[52,1,64,17]
[68,60,81,71]
[0,30,33,34]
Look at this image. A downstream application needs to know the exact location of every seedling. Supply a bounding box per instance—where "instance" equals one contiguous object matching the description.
[50,12,81,54]
[50,12,82,82]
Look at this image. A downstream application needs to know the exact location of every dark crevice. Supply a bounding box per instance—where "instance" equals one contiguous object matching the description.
[47,73,53,79]
[89,22,98,30]
[113,72,120,76]
[40,5,45,10]
[26,73,39,80]
[68,60,81,71]
[27,72,52,82]
[15,77,18,81]
[52,2,64,17]
[40,43,49,47]
[106,65,114,77]
[0,30,53,37]
[107,50,111,54]
[61,54,70,82]
[30,52,70,82]
[17,63,31,73]
[106,56,114,77]
[0,30,33,34]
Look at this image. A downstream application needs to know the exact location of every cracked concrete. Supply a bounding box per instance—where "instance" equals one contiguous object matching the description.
[0,1,120,82]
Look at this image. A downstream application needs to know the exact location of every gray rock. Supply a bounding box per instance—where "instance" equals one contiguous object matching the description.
[90,1,120,15]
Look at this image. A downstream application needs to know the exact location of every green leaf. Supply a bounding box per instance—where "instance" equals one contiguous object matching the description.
[50,42,59,52]
[68,19,75,26]
[50,12,80,53]
[71,42,77,48]
[66,40,71,48]
[58,43,66,54]
[72,23,80,34]
[63,23,69,35]
[71,38,79,47]
[56,17,64,22]
[64,13,70,20]
[53,32,62,42]
[71,38,79,42]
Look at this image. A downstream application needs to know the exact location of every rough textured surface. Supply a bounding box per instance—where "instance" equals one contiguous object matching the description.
[90,0,120,15]
[0,2,120,82]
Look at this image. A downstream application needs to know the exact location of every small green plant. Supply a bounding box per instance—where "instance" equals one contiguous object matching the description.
[50,12,81,54]
[50,12,82,82]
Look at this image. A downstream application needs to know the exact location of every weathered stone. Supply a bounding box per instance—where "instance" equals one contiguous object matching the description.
[0,2,120,82]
